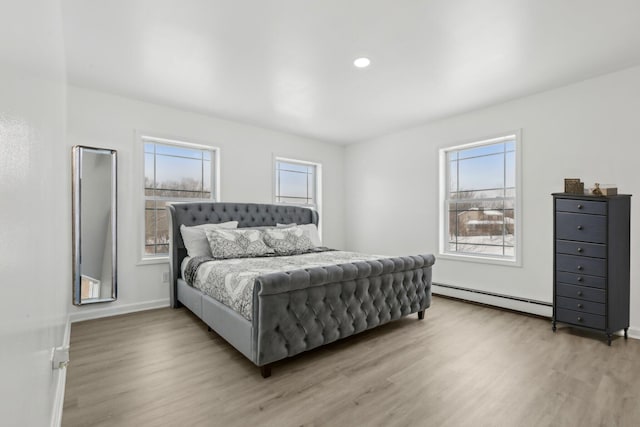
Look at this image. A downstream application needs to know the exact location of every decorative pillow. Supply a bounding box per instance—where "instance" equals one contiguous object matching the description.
[262,226,315,255]
[205,229,272,259]
[277,223,322,246]
[180,221,239,257]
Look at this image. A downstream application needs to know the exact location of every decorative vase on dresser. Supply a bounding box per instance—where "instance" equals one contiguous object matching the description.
[552,193,631,345]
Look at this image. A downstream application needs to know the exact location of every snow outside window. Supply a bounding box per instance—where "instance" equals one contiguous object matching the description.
[439,133,521,265]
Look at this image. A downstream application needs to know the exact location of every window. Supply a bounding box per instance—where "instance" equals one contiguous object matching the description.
[440,133,521,264]
[142,136,218,258]
[274,158,320,208]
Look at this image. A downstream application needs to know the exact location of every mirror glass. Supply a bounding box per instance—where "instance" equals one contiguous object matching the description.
[73,146,117,305]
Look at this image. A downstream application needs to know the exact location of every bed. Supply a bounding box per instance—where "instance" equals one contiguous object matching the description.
[167,202,435,377]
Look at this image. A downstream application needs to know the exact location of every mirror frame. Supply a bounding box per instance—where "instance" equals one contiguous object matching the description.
[72,145,118,305]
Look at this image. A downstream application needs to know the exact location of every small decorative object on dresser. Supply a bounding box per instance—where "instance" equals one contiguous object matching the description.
[564,178,584,195]
[590,183,618,196]
[552,193,631,345]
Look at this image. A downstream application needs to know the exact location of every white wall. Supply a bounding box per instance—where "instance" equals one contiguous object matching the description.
[345,65,640,334]
[0,1,70,425]
[67,86,345,320]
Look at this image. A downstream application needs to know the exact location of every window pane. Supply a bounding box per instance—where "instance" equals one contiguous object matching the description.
[449,160,458,193]
[455,244,505,256]
[144,201,156,254]
[277,196,309,204]
[458,143,504,160]
[277,170,309,199]
[144,153,155,190]
[458,153,504,192]
[506,151,515,189]
[155,144,203,160]
[451,188,505,200]
[444,137,517,260]
[156,204,169,247]
[307,168,315,200]
[203,160,212,193]
[143,140,216,257]
[155,155,202,192]
[278,161,309,173]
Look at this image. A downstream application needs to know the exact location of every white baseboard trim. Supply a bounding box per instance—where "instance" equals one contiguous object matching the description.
[69,298,170,323]
[51,316,71,427]
[432,284,553,318]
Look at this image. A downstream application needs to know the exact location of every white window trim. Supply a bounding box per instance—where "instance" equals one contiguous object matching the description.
[136,131,220,265]
[438,130,523,267]
[272,155,323,240]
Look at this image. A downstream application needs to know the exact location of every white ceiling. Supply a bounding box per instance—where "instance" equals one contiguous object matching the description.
[61,0,640,144]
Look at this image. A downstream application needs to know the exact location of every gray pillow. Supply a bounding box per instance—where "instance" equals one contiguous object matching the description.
[205,229,272,259]
[263,226,315,255]
[180,221,239,257]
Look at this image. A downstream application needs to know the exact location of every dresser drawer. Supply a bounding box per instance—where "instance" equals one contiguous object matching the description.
[556,271,606,288]
[555,308,605,330]
[556,296,605,316]
[556,254,606,277]
[556,283,605,303]
[556,199,607,215]
[555,212,607,244]
[555,240,606,258]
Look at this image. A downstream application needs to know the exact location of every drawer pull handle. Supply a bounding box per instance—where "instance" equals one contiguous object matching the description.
[577,277,583,282]
[577,204,583,209]
[578,304,583,309]
[577,265,583,271]
[577,225,583,230]
[577,247,583,253]
[577,317,583,322]
[577,291,583,296]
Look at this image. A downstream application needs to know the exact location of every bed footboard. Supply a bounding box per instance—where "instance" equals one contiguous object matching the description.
[252,254,435,367]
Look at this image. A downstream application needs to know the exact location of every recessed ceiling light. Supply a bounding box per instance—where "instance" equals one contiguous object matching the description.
[353,57,371,68]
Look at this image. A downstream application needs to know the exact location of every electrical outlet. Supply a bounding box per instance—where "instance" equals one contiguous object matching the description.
[162,272,170,283]
[52,346,70,370]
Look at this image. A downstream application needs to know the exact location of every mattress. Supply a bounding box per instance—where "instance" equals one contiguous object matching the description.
[183,251,387,321]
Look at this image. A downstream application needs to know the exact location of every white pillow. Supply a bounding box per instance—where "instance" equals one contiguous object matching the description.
[277,223,322,246]
[275,223,297,229]
[180,221,239,257]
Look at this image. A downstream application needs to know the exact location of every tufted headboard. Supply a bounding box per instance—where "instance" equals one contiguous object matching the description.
[166,202,319,308]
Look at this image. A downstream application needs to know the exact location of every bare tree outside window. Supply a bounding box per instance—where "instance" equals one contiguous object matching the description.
[143,139,216,257]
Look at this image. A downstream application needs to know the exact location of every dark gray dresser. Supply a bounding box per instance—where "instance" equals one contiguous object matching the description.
[552,193,631,345]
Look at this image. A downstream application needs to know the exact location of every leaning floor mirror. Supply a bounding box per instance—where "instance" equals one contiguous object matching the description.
[72,146,117,305]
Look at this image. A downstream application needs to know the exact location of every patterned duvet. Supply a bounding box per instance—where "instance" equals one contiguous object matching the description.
[183,251,387,321]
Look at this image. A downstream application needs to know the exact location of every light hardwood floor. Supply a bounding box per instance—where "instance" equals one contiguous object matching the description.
[62,296,640,427]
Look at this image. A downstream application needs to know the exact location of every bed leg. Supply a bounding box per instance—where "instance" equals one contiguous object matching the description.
[418,310,425,320]
[261,364,272,379]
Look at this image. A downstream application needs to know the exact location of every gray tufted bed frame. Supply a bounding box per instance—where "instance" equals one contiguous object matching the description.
[167,202,435,378]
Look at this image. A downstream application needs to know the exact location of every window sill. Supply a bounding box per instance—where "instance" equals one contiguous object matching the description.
[137,256,170,266]
[438,252,522,267]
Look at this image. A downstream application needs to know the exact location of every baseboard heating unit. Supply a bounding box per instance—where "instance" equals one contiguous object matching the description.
[432,283,552,318]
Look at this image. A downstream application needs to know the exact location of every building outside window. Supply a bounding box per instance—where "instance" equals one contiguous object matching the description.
[142,136,218,258]
[440,133,521,264]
